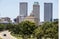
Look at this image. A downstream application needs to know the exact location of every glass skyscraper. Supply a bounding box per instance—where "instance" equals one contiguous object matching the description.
[19,2,28,23]
[44,3,53,22]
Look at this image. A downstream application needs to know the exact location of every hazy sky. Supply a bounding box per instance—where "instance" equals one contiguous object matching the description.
[0,0,58,22]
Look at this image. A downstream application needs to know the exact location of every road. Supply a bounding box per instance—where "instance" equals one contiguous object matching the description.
[0,30,17,39]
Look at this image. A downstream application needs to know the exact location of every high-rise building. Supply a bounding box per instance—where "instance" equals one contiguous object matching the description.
[19,2,28,23]
[44,3,53,22]
[33,2,40,24]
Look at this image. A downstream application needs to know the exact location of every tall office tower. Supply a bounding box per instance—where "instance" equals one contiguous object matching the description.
[44,3,53,22]
[19,2,28,23]
[33,2,40,24]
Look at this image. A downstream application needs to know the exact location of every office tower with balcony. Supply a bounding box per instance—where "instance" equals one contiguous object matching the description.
[33,2,40,24]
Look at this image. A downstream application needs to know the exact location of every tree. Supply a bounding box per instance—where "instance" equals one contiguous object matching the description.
[34,21,58,39]
[0,24,5,31]
[10,21,37,39]
[5,23,14,31]
[19,21,37,39]
[34,26,44,39]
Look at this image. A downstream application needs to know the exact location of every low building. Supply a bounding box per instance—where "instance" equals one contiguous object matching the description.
[0,17,12,24]
[24,16,39,25]
[53,19,58,22]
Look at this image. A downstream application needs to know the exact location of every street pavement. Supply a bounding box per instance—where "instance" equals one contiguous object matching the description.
[0,30,17,39]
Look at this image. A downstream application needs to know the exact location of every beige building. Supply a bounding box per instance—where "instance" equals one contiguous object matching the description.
[1,17,11,22]
[0,17,12,23]
[24,15,39,25]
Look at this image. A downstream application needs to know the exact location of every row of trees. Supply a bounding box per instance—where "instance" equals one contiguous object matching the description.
[0,21,58,39]
[34,21,58,39]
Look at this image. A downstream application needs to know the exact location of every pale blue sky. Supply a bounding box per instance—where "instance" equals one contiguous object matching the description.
[0,0,58,22]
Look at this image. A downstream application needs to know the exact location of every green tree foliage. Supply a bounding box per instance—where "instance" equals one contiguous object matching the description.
[5,23,14,30]
[8,21,36,39]
[0,21,58,39]
[34,26,44,39]
[0,23,14,31]
[19,21,36,35]
[9,21,37,39]
[34,21,58,39]
[0,24,5,31]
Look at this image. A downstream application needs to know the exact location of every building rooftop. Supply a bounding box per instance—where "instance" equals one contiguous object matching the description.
[20,2,27,4]
[34,2,39,5]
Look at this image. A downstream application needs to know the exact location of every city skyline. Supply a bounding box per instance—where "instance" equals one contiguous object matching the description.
[0,0,58,22]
